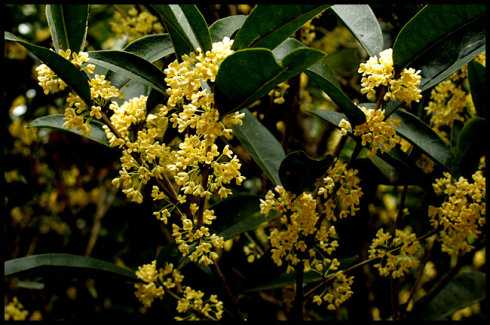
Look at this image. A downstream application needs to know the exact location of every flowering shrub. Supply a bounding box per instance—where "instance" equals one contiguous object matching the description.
[4,4,486,321]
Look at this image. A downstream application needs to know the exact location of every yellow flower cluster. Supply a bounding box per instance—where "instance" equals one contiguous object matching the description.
[134,260,223,320]
[339,106,400,156]
[35,49,94,95]
[312,272,354,311]
[64,74,122,134]
[4,297,28,321]
[110,6,163,41]
[105,38,243,267]
[428,167,486,256]
[261,186,340,273]
[368,228,422,278]
[243,241,264,263]
[268,81,290,104]
[318,159,363,221]
[172,208,224,266]
[260,159,362,279]
[175,286,224,321]
[358,48,422,105]
[299,20,316,45]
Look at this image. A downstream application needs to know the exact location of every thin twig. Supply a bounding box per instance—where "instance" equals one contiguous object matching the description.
[293,263,304,321]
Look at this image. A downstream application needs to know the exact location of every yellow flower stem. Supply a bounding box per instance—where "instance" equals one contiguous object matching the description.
[196,164,210,227]
[101,111,187,215]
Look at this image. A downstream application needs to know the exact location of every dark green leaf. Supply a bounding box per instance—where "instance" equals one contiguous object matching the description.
[279,151,333,194]
[393,5,486,90]
[324,48,362,77]
[107,34,173,90]
[232,109,285,186]
[272,38,306,61]
[209,15,247,43]
[331,5,383,56]
[5,32,91,106]
[46,4,89,53]
[232,4,330,50]
[306,57,366,125]
[468,61,486,118]
[212,195,275,240]
[309,109,348,128]
[88,50,167,95]
[391,109,451,167]
[150,5,211,58]
[215,48,324,113]
[5,254,136,280]
[146,88,167,113]
[124,33,174,62]
[30,114,110,147]
[453,117,487,178]
[412,271,486,320]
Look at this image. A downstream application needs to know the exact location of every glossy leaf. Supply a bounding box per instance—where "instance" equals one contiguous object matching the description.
[212,195,276,240]
[151,5,211,58]
[391,109,451,167]
[88,50,167,95]
[215,48,324,113]
[5,254,136,280]
[232,109,285,186]
[309,109,349,128]
[393,5,486,90]
[306,57,366,125]
[123,33,174,62]
[272,38,306,61]
[411,271,486,320]
[30,114,110,147]
[468,61,486,118]
[232,4,330,50]
[454,117,487,178]
[46,4,89,53]
[279,151,334,194]
[5,32,92,106]
[107,34,173,89]
[331,5,383,56]
[209,15,247,42]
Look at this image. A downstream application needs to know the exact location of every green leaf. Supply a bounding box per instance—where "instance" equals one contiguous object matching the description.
[151,5,211,58]
[412,271,486,320]
[123,33,174,62]
[5,32,91,106]
[30,114,110,147]
[215,47,324,113]
[272,38,306,61]
[88,50,167,95]
[232,109,286,186]
[212,195,274,240]
[453,117,487,178]
[279,151,333,194]
[393,5,486,90]
[209,15,247,43]
[232,4,330,50]
[309,109,348,128]
[5,254,136,280]
[391,109,451,167]
[306,57,366,125]
[46,4,89,53]
[331,5,383,56]
[468,61,486,118]
[324,48,362,77]
[107,34,173,90]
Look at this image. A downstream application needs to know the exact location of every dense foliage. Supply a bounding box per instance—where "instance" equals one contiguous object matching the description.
[3,4,486,321]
